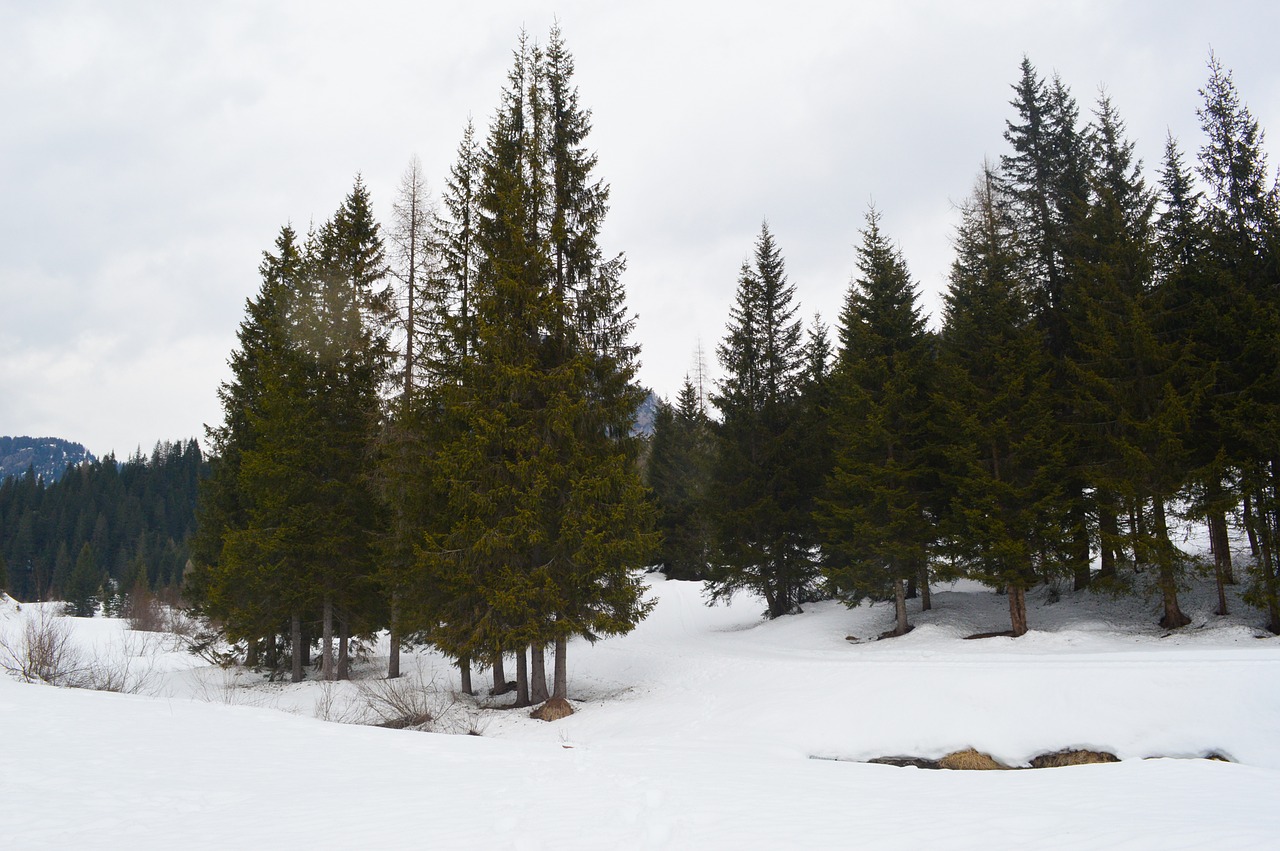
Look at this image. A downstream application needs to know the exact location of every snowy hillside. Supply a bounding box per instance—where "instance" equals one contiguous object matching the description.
[3,577,1279,849]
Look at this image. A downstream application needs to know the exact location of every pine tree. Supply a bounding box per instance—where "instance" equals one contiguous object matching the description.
[709,222,816,618]
[65,542,99,617]
[647,377,715,579]
[1066,95,1200,628]
[1001,59,1095,590]
[941,166,1069,634]
[417,27,655,704]
[1195,54,1280,631]
[819,208,932,635]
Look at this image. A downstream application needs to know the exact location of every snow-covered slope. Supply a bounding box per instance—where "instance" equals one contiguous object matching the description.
[3,577,1279,849]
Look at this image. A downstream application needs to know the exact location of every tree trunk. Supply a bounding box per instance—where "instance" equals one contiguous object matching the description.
[918,562,931,611]
[1098,504,1118,580]
[1244,493,1261,559]
[1256,506,1280,634]
[1210,512,1229,615]
[388,595,401,679]
[459,654,472,695]
[529,643,549,704]
[893,578,909,636]
[905,573,918,600]
[1007,583,1028,637]
[491,652,509,696]
[1153,497,1190,629]
[245,637,260,669]
[553,636,568,700]
[322,594,335,681]
[515,647,529,708]
[1071,496,1091,590]
[1209,508,1236,584]
[337,618,350,681]
[291,612,303,684]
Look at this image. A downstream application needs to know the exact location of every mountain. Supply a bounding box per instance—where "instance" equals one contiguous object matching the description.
[631,390,659,437]
[0,436,96,482]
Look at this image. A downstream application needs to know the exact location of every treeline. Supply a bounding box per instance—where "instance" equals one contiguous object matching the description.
[647,54,1280,636]
[189,27,653,704]
[0,440,206,610]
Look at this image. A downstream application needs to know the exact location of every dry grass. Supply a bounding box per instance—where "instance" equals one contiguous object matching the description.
[530,697,574,722]
[937,749,1010,770]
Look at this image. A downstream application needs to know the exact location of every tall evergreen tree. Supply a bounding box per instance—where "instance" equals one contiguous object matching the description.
[819,208,933,635]
[709,222,816,618]
[1001,59,1094,590]
[1195,54,1280,631]
[1067,95,1199,628]
[938,165,1067,635]
[417,27,655,705]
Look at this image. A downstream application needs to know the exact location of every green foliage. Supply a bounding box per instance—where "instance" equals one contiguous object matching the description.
[394,26,656,685]
[192,180,391,659]
[937,166,1069,608]
[0,441,205,602]
[819,208,934,613]
[65,543,99,617]
[709,223,821,618]
[646,379,716,580]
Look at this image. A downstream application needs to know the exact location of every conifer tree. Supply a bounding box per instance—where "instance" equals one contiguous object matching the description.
[65,542,99,617]
[417,27,655,704]
[1194,54,1280,631]
[647,377,715,580]
[938,166,1067,635]
[1001,59,1095,590]
[1067,95,1200,628]
[819,208,932,635]
[709,223,817,618]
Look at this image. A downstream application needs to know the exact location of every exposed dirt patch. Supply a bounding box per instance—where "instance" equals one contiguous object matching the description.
[1029,749,1119,768]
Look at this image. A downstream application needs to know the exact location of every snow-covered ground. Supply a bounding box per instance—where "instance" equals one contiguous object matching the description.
[3,574,1279,849]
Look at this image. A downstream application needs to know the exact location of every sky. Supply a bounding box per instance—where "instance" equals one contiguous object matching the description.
[2,1,1279,458]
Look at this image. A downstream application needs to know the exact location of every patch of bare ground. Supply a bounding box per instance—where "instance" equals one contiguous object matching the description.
[530,697,574,721]
[1029,749,1120,768]
[863,748,1226,769]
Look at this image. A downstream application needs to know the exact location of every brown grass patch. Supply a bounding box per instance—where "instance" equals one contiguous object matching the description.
[937,749,1010,770]
[530,697,574,721]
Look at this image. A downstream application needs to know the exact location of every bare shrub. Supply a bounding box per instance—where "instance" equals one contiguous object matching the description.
[82,630,164,695]
[355,673,438,729]
[0,606,87,685]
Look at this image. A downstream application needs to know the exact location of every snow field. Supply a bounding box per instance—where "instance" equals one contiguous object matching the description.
[2,575,1279,849]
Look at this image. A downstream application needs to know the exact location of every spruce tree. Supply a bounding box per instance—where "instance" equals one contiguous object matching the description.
[1001,59,1095,590]
[1195,54,1280,631]
[938,166,1067,635]
[417,27,655,703]
[1067,95,1199,628]
[646,378,715,580]
[709,222,816,618]
[819,208,932,635]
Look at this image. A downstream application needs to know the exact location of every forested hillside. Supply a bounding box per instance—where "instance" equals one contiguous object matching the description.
[0,436,95,482]
[0,439,205,606]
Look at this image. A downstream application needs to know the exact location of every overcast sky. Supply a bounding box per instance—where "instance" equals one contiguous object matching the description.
[3,1,1278,458]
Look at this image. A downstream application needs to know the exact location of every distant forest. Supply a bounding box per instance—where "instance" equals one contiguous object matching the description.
[0,440,206,604]
[0,436,95,482]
